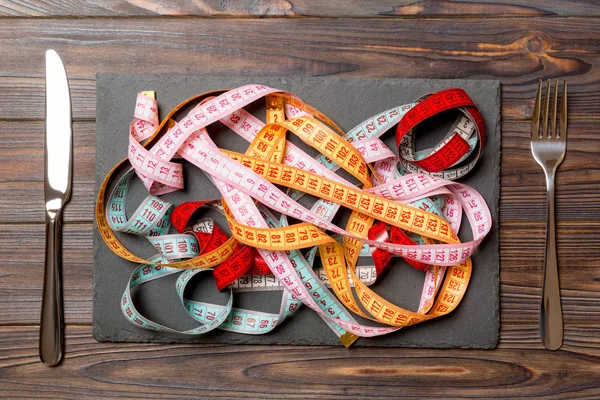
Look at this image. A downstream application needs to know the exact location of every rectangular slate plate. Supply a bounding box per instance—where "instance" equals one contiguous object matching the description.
[94,75,500,348]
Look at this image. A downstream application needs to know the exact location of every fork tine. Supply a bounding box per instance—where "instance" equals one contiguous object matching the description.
[543,80,551,138]
[551,80,558,138]
[532,80,542,139]
[560,80,567,140]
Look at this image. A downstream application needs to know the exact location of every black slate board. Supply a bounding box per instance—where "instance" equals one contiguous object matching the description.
[93,75,500,348]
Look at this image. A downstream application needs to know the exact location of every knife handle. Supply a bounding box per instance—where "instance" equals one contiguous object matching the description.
[40,211,64,366]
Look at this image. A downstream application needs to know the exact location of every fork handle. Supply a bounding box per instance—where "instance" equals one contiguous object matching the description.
[540,173,563,350]
[40,211,64,366]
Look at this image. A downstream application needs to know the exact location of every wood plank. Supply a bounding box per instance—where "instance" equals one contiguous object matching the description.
[2,11,597,396]
[499,324,600,355]
[1,120,597,224]
[1,0,599,17]
[0,120,96,224]
[7,76,597,122]
[500,224,600,323]
[500,120,600,222]
[0,224,93,325]
[0,326,598,398]
[0,18,599,120]
[0,223,598,325]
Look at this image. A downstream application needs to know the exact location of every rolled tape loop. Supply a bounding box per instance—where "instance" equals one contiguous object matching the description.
[96,85,491,346]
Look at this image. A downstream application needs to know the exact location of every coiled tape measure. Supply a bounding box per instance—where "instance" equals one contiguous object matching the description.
[96,85,490,346]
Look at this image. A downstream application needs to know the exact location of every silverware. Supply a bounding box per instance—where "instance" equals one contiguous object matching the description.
[41,49,72,366]
[530,79,567,350]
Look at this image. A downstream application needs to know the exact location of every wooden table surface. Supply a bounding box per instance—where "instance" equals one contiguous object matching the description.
[1,1,599,398]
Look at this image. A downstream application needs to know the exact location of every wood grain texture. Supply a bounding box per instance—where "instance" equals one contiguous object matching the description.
[0,326,599,399]
[1,11,599,398]
[1,0,599,17]
[1,120,598,224]
[0,121,96,223]
[0,18,599,121]
[0,222,598,325]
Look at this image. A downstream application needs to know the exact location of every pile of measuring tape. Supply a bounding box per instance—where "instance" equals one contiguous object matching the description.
[96,84,491,347]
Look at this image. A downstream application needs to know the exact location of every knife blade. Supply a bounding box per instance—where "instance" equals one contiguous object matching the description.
[40,49,72,367]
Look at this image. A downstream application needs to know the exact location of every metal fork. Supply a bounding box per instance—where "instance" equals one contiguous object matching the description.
[530,79,567,350]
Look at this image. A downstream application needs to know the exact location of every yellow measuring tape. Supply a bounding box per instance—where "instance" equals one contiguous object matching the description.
[96,84,491,344]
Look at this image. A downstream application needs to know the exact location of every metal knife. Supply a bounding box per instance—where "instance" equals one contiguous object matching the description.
[40,49,72,366]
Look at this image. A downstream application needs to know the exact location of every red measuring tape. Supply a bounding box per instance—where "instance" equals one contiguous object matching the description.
[96,84,490,346]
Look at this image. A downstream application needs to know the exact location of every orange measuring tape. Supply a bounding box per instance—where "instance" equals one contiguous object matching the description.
[96,85,491,345]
